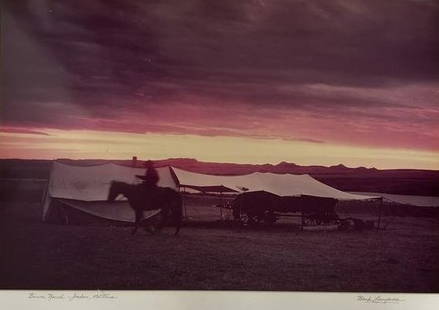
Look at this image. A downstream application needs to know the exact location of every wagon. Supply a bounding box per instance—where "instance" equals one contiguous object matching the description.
[232,191,339,227]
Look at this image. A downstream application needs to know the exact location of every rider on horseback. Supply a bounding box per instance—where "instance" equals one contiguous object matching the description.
[136,160,159,188]
[110,160,182,235]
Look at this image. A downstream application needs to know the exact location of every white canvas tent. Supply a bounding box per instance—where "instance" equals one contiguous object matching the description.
[172,168,381,223]
[42,162,177,223]
[172,167,379,200]
[42,162,380,224]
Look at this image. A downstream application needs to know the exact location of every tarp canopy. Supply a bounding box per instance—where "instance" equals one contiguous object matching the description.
[172,167,380,201]
[48,162,176,201]
[42,162,177,222]
[42,162,380,223]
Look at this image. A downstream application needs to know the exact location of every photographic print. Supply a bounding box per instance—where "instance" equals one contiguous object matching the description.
[1,0,439,305]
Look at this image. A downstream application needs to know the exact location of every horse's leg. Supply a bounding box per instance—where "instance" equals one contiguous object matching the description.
[173,199,183,236]
[157,207,170,232]
[132,208,143,235]
[173,211,182,236]
[143,216,157,235]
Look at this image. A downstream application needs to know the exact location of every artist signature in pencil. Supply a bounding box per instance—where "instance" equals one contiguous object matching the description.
[357,295,405,304]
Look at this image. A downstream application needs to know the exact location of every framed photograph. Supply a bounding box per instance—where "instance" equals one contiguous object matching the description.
[1,1,438,309]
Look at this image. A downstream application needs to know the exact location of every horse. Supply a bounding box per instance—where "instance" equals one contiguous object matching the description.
[107,181,183,235]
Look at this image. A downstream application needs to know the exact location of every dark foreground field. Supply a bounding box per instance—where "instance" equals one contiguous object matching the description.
[1,198,439,292]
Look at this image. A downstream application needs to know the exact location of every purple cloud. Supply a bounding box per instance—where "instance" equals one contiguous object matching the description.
[2,0,439,151]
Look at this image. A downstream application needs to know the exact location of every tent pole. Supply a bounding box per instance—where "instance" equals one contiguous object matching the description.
[301,211,304,231]
[180,186,187,219]
[220,192,223,221]
[41,181,49,222]
[60,205,69,225]
[41,162,54,222]
[183,189,187,219]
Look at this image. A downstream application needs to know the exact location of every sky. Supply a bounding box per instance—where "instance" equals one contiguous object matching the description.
[2,0,439,169]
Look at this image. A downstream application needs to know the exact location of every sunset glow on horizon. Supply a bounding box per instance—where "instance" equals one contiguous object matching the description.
[1,129,438,170]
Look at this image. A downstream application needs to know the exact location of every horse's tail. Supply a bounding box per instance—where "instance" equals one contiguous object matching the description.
[172,191,183,235]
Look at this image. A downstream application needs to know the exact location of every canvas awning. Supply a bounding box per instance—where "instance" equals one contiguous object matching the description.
[47,162,176,201]
[42,162,177,221]
[171,167,380,201]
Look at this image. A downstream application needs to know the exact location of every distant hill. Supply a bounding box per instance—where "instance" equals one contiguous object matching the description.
[154,158,381,175]
[0,158,438,196]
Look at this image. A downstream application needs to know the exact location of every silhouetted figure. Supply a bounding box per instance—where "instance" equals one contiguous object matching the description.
[136,160,159,187]
[119,161,182,235]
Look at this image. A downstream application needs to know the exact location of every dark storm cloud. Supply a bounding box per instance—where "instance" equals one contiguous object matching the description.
[2,0,439,148]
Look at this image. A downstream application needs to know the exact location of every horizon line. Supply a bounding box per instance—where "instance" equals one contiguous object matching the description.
[1,157,438,172]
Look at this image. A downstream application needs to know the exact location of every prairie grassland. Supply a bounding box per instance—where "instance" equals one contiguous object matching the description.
[1,193,439,291]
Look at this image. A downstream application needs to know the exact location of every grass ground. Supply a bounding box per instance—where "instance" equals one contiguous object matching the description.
[1,195,439,291]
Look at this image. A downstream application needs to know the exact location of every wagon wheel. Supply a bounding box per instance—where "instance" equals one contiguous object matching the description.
[239,213,258,226]
[249,214,262,226]
[303,215,312,225]
[254,213,267,226]
[303,214,317,226]
[239,213,250,226]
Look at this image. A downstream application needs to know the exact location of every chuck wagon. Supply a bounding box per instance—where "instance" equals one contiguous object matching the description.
[231,191,339,227]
